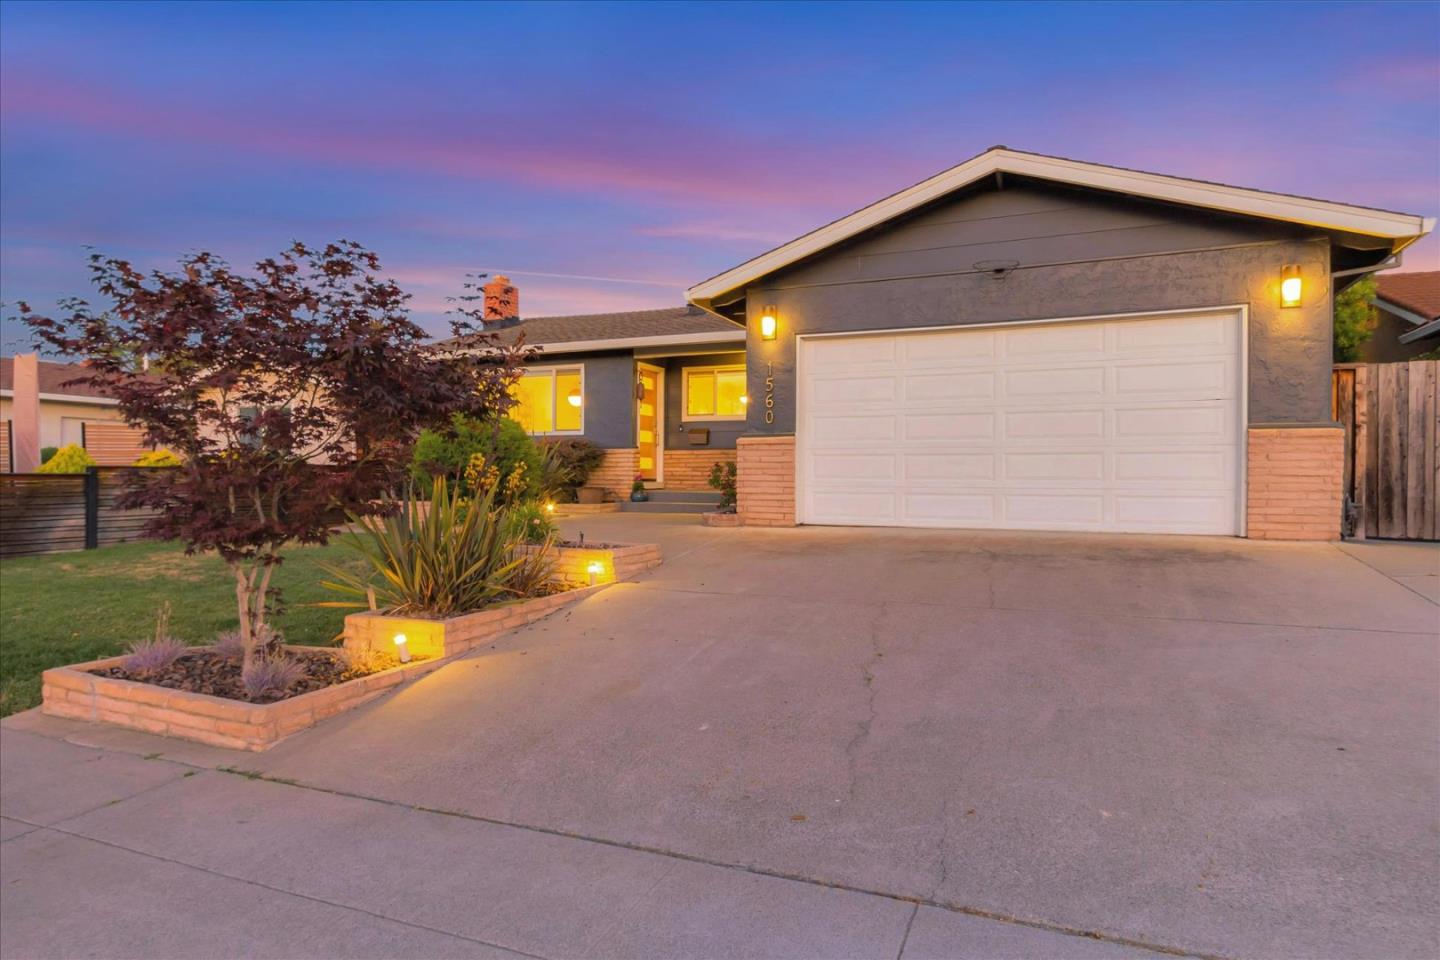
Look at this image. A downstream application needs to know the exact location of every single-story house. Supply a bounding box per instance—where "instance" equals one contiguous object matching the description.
[1359,270,1440,362]
[0,356,148,471]
[461,147,1434,540]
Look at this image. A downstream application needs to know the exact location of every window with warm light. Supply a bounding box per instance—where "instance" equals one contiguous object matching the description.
[510,367,583,434]
[683,365,747,420]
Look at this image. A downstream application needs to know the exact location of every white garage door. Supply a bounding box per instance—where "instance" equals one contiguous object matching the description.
[797,310,1243,534]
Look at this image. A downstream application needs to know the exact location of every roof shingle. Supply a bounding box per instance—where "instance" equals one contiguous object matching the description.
[441,305,739,349]
[1376,271,1440,321]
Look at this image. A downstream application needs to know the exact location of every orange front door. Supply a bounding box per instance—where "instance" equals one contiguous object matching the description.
[636,363,662,483]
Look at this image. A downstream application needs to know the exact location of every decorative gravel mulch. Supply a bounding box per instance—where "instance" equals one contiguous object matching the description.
[95,648,405,704]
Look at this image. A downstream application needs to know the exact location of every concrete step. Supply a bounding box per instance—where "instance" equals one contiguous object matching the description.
[644,489,722,504]
[619,499,717,514]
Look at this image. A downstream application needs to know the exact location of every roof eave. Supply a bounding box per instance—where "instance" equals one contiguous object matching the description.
[685,148,1435,309]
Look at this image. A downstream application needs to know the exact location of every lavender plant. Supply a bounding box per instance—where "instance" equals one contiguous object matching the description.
[241,654,306,700]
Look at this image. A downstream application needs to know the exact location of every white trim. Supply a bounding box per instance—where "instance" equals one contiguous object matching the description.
[680,363,748,422]
[513,364,585,436]
[0,390,121,406]
[792,304,1250,536]
[636,361,665,485]
[1399,317,1440,344]
[461,330,744,356]
[686,148,1434,308]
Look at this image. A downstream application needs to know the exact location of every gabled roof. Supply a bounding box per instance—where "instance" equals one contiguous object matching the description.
[686,146,1436,312]
[0,357,122,402]
[440,305,742,354]
[1376,270,1440,322]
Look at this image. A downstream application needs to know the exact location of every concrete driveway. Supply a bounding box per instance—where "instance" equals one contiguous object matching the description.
[3,517,1437,959]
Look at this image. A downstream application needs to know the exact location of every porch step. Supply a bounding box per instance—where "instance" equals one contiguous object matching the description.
[644,489,722,504]
[620,490,721,513]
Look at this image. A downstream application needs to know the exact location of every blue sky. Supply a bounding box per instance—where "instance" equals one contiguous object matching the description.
[2,0,1437,351]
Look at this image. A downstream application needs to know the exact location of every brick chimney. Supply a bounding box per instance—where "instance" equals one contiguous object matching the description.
[482,275,519,324]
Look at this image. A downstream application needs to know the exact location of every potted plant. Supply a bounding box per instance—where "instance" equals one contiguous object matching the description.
[629,473,649,502]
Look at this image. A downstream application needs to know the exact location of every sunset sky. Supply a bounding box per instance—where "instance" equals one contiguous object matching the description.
[2,0,1437,351]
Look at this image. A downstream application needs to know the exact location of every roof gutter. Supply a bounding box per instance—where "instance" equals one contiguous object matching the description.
[455,329,745,356]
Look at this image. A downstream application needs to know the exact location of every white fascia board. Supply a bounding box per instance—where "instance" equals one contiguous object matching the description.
[1398,317,1440,344]
[457,329,744,356]
[685,148,1434,306]
[1375,297,1434,328]
[0,389,120,405]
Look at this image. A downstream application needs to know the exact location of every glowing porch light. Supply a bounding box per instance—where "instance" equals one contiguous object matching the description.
[759,307,778,341]
[1280,265,1303,308]
[393,633,411,663]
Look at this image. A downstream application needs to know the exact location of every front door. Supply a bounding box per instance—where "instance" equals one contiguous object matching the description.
[636,362,664,484]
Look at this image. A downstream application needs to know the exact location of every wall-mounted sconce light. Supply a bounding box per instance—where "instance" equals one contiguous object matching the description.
[760,306,778,340]
[1280,265,1303,308]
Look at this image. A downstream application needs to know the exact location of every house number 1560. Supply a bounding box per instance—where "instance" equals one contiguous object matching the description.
[763,362,775,425]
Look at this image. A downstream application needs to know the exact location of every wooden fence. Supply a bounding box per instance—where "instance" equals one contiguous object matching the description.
[82,422,154,466]
[0,467,161,558]
[1332,360,1438,541]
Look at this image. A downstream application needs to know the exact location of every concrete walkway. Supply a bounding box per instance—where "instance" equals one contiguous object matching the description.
[3,517,1437,959]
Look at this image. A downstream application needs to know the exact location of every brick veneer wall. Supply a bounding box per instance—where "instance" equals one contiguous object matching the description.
[1246,426,1343,540]
[663,448,736,491]
[736,435,796,526]
[588,448,637,499]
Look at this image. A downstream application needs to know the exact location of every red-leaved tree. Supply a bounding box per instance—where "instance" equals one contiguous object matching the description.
[19,241,525,672]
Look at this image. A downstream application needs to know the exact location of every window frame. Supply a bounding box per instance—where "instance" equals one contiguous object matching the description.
[681,364,747,421]
[512,364,585,436]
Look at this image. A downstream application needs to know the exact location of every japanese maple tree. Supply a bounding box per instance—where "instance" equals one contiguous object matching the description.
[19,241,524,671]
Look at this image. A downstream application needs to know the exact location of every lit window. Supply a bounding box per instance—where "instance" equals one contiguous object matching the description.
[510,367,583,434]
[683,366,746,420]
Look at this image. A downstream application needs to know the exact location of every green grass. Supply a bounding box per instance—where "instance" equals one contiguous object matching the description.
[0,539,371,717]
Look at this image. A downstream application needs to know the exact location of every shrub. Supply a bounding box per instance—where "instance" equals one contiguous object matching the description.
[133,449,181,467]
[241,654,306,700]
[504,499,557,545]
[708,460,737,511]
[319,476,528,616]
[35,444,95,474]
[411,415,542,501]
[39,446,58,465]
[539,438,605,502]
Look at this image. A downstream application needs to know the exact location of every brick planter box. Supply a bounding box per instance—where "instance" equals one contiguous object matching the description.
[701,511,742,527]
[41,646,443,752]
[553,502,621,517]
[519,541,662,588]
[343,582,609,660]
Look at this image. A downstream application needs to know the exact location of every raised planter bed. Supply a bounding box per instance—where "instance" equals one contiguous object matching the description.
[520,540,662,587]
[553,502,621,516]
[41,646,442,752]
[343,581,609,660]
[701,511,742,527]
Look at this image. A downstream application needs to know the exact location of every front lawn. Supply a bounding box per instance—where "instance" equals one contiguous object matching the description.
[0,539,369,717]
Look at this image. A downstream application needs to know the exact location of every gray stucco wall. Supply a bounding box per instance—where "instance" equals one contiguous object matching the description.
[741,185,1334,432]
[529,350,634,448]
[662,352,747,451]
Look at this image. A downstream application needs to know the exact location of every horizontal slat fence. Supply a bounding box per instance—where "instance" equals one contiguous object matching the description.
[0,467,163,558]
[0,420,11,473]
[1332,360,1438,541]
[82,422,154,466]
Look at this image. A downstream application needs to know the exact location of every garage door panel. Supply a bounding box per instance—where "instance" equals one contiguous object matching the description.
[904,371,995,402]
[904,494,995,524]
[799,311,1242,535]
[1004,494,1105,524]
[811,375,897,405]
[1005,366,1105,399]
[904,453,995,481]
[1004,409,1106,440]
[904,413,995,442]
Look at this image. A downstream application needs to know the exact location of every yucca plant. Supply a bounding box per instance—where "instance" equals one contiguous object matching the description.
[319,476,528,616]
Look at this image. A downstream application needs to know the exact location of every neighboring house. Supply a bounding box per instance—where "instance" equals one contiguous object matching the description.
[0,356,144,471]
[1360,270,1440,362]
[672,146,1431,540]
[447,282,747,495]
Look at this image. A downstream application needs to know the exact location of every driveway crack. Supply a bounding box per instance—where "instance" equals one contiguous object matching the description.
[843,601,887,802]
